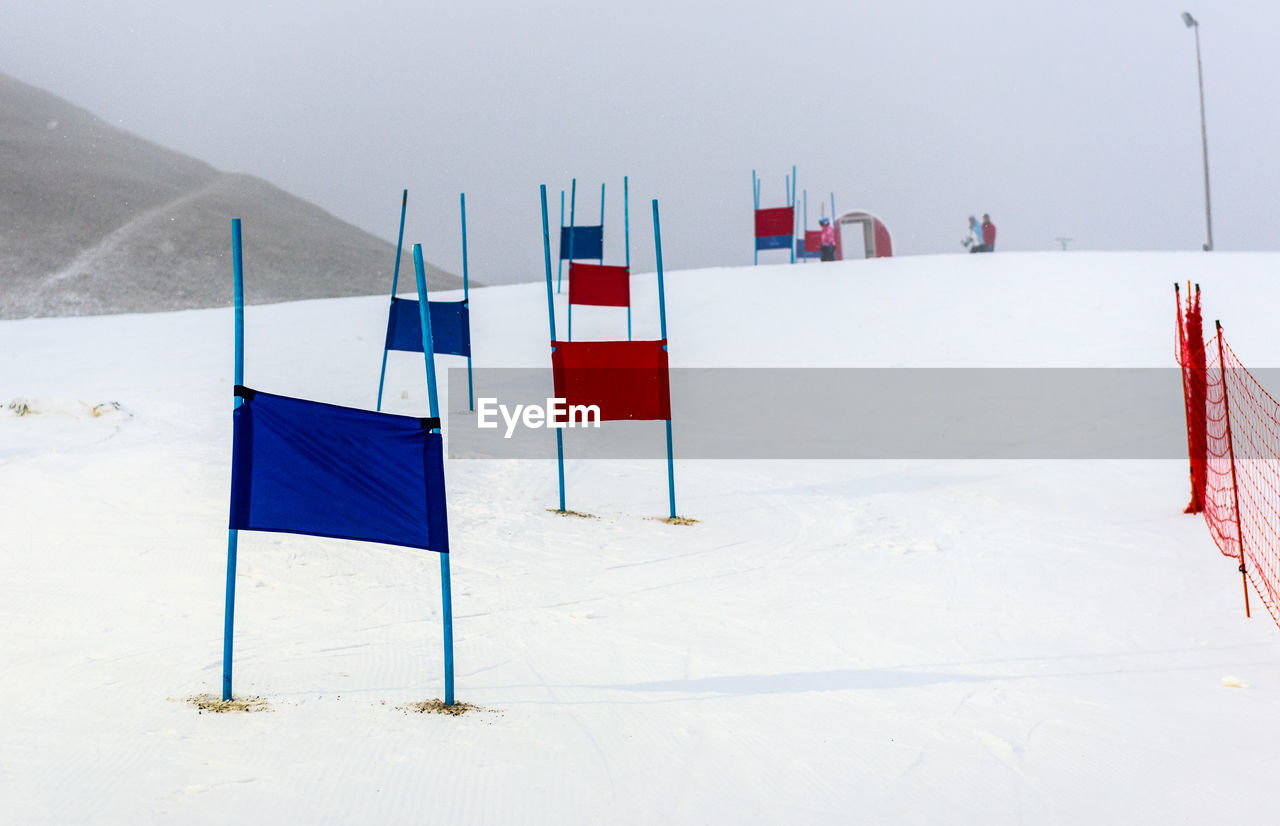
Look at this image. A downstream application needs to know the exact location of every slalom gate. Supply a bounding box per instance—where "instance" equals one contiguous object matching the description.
[539,184,680,520]
[795,189,836,262]
[751,166,797,264]
[376,190,473,412]
[1175,283,1280,626]
[224,221,456,705]
[556,176,629,293]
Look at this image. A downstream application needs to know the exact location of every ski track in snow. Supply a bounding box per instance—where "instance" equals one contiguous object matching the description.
[33,177,228,297]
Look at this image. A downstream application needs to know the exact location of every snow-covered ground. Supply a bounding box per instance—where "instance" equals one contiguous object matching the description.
[4,251,1280,824]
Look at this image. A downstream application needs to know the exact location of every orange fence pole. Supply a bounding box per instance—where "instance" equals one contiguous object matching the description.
[1215,319,1251,618]
[1176,284,1195,507]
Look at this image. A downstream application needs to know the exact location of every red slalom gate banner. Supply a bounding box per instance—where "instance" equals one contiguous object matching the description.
[754,206,794,238]
[568,263,631,308]
[1176,285,1280,626]
[550,339,671,422]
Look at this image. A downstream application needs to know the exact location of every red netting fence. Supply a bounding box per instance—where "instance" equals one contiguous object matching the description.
[1176,284,1280,625]
[1175,284,1207,514]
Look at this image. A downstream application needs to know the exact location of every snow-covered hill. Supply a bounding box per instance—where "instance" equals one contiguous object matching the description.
[3,251,1279,824]
[0,72,461,320]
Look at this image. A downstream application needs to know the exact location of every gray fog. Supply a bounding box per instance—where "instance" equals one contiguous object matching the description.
[5,0,1276,284]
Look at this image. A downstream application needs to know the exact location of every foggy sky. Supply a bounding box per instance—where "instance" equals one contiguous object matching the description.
[5,0,1277,284]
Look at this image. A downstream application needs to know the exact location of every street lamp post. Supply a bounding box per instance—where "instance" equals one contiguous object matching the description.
[1182,11,1214,251]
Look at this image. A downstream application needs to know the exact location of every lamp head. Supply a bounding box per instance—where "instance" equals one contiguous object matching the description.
[1182,11,1197,28]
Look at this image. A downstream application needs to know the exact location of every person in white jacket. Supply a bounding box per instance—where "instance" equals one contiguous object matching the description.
[962,215,982,249]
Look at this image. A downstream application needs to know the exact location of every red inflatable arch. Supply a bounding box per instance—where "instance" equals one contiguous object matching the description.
[833,210,893,260]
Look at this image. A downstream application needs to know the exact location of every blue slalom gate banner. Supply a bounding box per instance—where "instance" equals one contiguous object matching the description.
[385,296,471,357]
[559,225,603,260]
[754,228,793,250]
[230,388,449,552]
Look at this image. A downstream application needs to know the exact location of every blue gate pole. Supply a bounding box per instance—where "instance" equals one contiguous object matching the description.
[567,187,574,342]
[437,549,455,707]
[540,186,567,512]
[557,190,565,292]
[624,176,631,340]
[783,162,793,262]
[783,199,793,263]
[565,179,578,339]
[413,245,442,420]
[567,178,578,278]
[651,200,676,520]
[377,189,409,411]
[599,182,606,265]
[831,192,836,222]
[223,218,246,702]
[541,189,560,344]
[390,190,408,298]
[413,243,454,707]
[460,192,473,411]
[752,170,759,265]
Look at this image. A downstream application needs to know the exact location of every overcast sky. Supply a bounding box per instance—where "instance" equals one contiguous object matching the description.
[5,0,1278,284]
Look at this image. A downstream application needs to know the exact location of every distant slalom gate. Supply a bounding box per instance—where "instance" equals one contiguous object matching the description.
[752,166,797,265]
[556,176,630,294]
[1175,283,1280,627]
[564,176,632,342]
[540,184,681,520]
[376,190,474,413]
[752,170,850,265]
[796,189,838,262]
[223,220,457,706]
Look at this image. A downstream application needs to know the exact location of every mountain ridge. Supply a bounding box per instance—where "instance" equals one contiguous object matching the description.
[0,72,460,319]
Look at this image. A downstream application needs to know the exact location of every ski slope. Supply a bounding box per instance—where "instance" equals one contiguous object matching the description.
[3,251,1280,824]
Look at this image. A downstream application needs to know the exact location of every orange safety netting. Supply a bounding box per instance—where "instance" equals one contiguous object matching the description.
[1176,285,1280,625]
[1175,285,1207,514]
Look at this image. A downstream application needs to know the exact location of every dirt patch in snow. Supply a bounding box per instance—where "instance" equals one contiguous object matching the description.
[182,694,272,714]
[397,698,488,716]
[649,515,699,526]
[547,508,598,519]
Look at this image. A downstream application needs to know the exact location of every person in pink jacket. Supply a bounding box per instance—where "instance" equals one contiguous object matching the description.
[819,217,836,261]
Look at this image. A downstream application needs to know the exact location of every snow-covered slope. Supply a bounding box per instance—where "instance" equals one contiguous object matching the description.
[3,251,1279,825]
[0,72,461,320]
